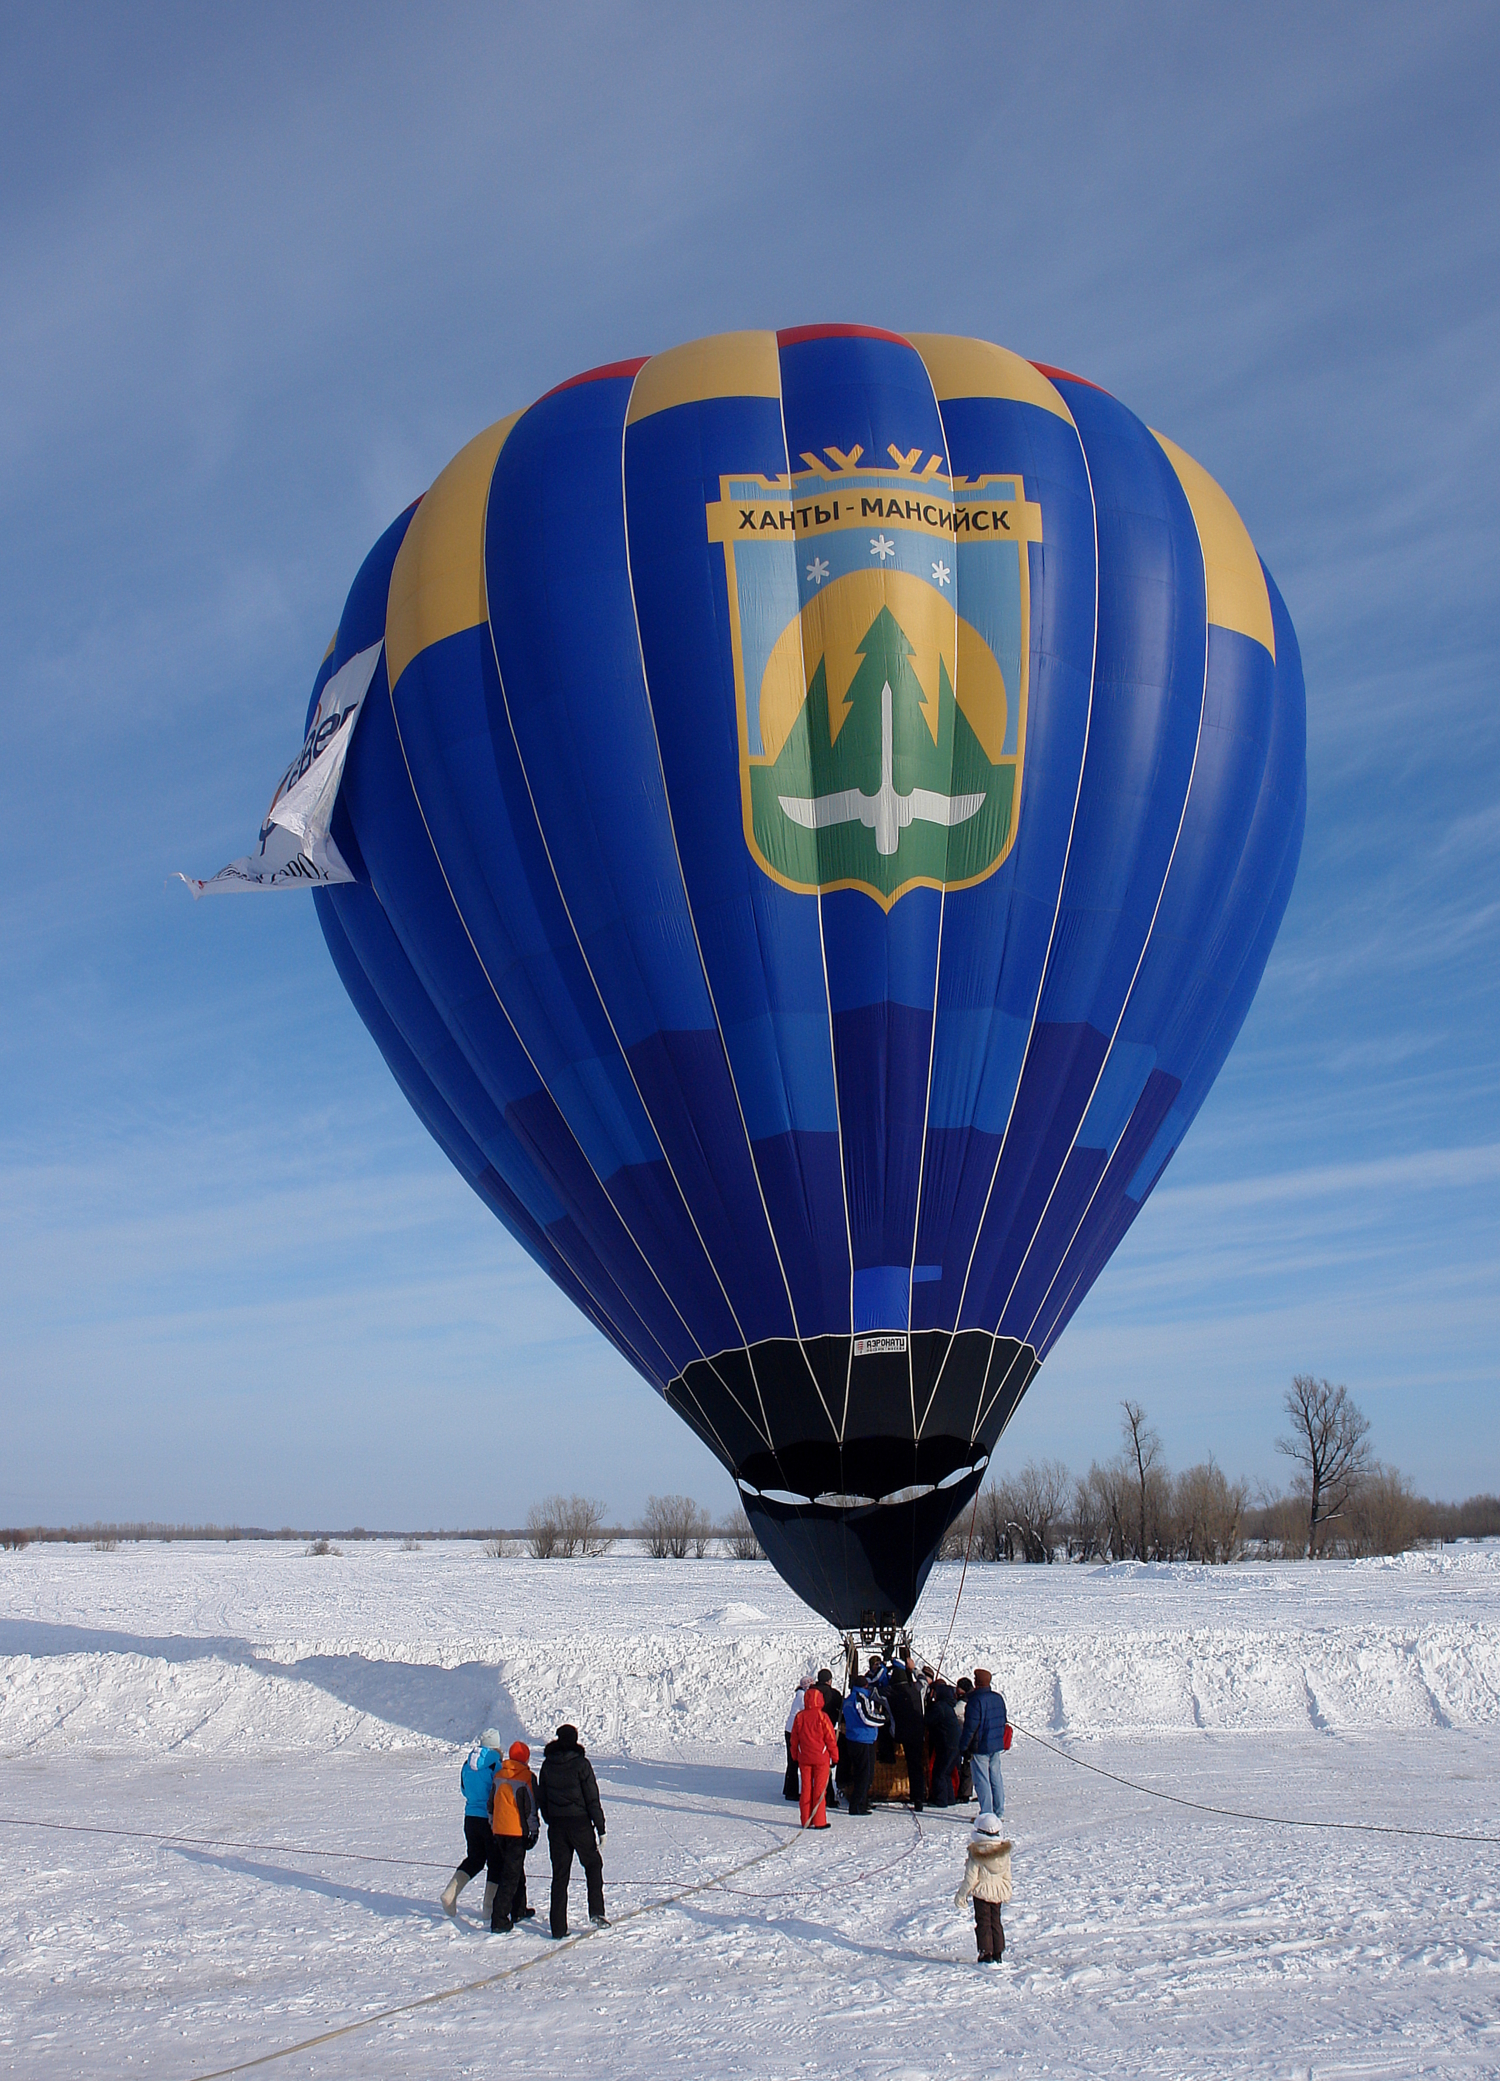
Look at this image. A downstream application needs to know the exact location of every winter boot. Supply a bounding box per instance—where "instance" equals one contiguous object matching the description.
[482,1881,498,1923]
[441,1868,471,1915]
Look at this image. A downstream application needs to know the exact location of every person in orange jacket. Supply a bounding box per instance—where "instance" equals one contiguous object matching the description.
[487,1741,540,1932]
[789,1684,839,1829]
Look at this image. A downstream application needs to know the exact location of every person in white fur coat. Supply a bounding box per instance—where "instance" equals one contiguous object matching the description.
[953,1812,1013,1962]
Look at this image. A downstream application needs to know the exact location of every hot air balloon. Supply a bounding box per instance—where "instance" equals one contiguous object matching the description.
[223,328,1305,1633]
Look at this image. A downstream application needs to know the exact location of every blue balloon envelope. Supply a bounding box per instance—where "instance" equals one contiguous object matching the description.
[304,329,1304,1630]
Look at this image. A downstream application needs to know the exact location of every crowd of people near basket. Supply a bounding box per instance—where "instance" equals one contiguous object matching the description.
[439,1655,1012,1965]
[783,1652,1014,1962]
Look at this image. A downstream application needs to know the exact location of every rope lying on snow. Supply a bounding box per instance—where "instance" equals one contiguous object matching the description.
[186,1825,805,2080]
[1013,1722,1500,1846]
[0,1812,448,1870]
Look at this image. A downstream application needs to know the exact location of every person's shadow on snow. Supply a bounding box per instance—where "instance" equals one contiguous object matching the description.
[172,1845,442,1921]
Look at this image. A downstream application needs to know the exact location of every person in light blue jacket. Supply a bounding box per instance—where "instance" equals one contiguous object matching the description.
[961,1671,1008,1821]
[441,1728,503,1914]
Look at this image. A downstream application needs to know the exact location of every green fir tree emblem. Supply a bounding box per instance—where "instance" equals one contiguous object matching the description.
[748,605,1015,904]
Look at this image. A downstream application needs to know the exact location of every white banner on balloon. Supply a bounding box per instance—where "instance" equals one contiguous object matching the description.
[176,642,382,897]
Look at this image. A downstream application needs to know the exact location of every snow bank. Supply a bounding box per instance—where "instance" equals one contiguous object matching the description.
[4,1543,1500,1759]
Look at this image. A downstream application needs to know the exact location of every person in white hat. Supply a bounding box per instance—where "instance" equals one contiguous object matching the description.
[953,1812,1013,1963]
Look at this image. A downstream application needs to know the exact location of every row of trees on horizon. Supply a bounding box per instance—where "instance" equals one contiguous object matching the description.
[944,1378,1500,1565]
[4,1380,1495,1564]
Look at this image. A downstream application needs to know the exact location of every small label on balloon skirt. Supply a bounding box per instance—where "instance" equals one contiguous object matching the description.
[854,1334,908,1357]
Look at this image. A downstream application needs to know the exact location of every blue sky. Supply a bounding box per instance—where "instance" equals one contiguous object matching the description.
[2,3,1496,1529]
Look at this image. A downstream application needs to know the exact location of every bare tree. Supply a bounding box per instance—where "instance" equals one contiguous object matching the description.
[1007,1459,1070,1562]
[1276,1376,1372,1556]
[1245,1483,1306,1559]
[1121,1402,1166,1559]
[558,1495,612,1557]
[640,1493,712,1559]
[1070,1470,1109,1560]
[722,1506,764,1560]
[973,1480,1016,1562]
[523,1494,609,1558]
[524,1500,561,1559]
[1081,1460,1132,1560]
[1172,1459,1248,1563]
[1344,1464,1425,1558]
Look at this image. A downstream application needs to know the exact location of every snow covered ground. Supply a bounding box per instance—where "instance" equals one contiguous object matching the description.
[3,1541,1499,2079]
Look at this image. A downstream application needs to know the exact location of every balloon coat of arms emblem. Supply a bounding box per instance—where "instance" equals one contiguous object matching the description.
[707,449,1042,907]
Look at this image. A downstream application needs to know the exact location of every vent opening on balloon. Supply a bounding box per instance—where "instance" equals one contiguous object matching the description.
[737,1457,988,1512]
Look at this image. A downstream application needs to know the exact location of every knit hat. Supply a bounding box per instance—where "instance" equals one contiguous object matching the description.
[509,1741,530,1763]
[480,1728,502,1752]
[971,1813,1003,1841]
[973,1667,992,1687]
[556,1723,579,1747]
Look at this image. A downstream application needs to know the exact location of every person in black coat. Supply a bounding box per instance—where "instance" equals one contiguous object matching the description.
[924,1679,962,1807]
[885,1662,929,1810]
[537,1723,608,1935]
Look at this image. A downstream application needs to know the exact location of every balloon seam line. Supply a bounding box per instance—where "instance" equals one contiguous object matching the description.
[1020,485,1226,1358]
[616,362,845,1464]
[904,351,959,1451]
[940,414,1100,1448]
[469,604,773,1451]
[385,534,765,1446]
[771,361,859,1449]
[477,450,774,1433]
[917,408,1100,1448]
[1032,779,1303,1362]
[621,359,847,1627]
[975,452,1215,1436]
[382,653,686,1398]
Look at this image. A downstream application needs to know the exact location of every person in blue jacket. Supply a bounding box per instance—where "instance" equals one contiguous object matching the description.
[441,1727,503,1915]
[961,1670,1008,1821]
[840,1675,884,1815]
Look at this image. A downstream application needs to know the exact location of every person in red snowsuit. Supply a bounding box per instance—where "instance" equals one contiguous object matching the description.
[790,1684,840,1829]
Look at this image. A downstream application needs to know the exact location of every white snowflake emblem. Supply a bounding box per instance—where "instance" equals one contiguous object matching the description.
[870,534,896,562]
[931,560,951,588]
[806,556,830,587]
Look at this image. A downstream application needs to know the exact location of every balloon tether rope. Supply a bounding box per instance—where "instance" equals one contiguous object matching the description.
[931,1491,979,1683]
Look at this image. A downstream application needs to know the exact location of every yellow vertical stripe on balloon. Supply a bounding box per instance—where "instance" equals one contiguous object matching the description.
[1152,431,1275,658]
[385,413,523,690]
[905,335,1075,422]
[625,331,782,423]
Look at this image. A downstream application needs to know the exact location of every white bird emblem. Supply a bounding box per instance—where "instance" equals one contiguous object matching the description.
[778,682,986,857]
